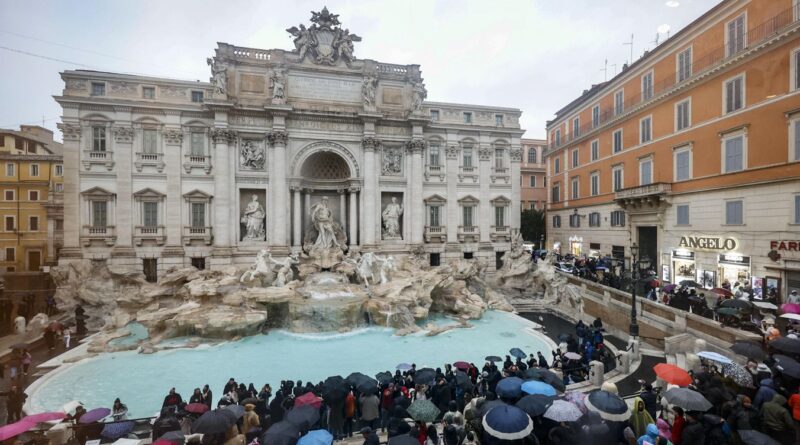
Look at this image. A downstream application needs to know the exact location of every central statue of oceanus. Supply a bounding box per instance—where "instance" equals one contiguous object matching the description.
[303,196,348,268]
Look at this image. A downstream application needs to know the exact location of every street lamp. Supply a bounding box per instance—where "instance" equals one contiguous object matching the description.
[629,242,640,338]
[540,234,545,251]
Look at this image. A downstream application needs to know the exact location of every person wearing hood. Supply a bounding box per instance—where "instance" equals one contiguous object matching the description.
[637,423,664,445]
[753,379,777,409]
[630,397,656,438]
[202,384,213,409]
[760,394,795,444]
[269,390,285,423]
[680,411,704,445]
[152,407,181,441]
[728,396,778,445]
[241,403,260,441]
[111,398,128,421]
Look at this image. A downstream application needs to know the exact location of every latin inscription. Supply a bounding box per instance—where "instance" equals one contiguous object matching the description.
[240,74,266,93]
[287,74,361,103]
[382,87,404,105]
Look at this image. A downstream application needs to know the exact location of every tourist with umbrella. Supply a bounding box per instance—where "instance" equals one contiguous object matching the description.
[481,405,533,442]
[1,385,27,423]
[262,420,300,445]
[163,388,184,410]
[359,387,380,431]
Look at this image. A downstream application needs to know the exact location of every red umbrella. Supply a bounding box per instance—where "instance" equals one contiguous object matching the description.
[22,412,66,423]
[153,440,178,445]
[710,288,733,297]
[0,421,36,441]
[453,361,470,371]
[185,403,209,414]
[294,392,322,409]
[653,363,692,387]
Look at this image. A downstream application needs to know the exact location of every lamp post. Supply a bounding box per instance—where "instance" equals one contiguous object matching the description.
[540,234,545,251]
[629,242,639,338]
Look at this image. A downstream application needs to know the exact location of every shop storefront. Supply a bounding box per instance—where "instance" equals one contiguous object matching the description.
[671,234,740,289]
[671,249,696,285]
[568,235,583,256]
[718,253,751,288]
[589,242,601,258]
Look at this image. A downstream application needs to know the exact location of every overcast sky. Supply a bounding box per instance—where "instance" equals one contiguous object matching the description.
[0,0,717,140]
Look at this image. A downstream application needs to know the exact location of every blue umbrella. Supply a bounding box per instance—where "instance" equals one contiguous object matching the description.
[509,348,526,359]
[482,405,533,440]
[297,429,333,445]
[396,363,412,371]
[521,380,557,397]
[101,421,135,439]
[496,377,524,399]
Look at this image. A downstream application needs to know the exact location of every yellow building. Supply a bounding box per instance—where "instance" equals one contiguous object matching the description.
[0,125,63,271]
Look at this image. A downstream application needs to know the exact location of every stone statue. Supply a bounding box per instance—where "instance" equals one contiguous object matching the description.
[334,28,361,67]
[241,195,266,241]
[287,8,361,67]
[377,255,396,284]
[310,197,341,249]
[207,58,227,95]
[270,253,299,287]
[411,80,427,113]
[240,140,265,170]
[14,316,26,335]
[271,70,286,105]
[240,249,272,283]
[362,74,377,110]
[286,24,315,62]
[382,148,402,175]
[382,197,403,239]
[357,252,378,286]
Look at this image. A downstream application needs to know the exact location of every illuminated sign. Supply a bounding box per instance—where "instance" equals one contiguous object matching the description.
[770,240,800,251]
[678,236,737,251]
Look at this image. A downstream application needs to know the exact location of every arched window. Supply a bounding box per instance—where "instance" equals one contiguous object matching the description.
[528,147,537,163]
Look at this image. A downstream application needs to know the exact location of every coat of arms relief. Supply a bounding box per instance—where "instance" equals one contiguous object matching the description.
[286,7,362,67]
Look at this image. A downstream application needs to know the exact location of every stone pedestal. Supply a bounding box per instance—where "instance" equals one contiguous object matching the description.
[589,360,604,387]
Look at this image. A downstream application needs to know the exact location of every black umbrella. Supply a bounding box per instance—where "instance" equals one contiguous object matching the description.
[158,430,186,443]
[375,371,393,385]
[414,368,436,385]
[478,399,507,417]
[679,280,703,288]
[523,369,566,393]
[731,341,767,360]
[770,337,800,355]
[485,356,502,362]
[321,376,349,403]
[720,299,752,310]
[346,372,371,386]
[225,404,245,419]
[663,388,712,411]
[286,405,320,431]
[394,395,412,410]
[387,435,419,445]
[515,394,555,417]
[357,378,379,395]
[192,410,232,434]
[774,354,800,379]
[261,421,300,445]
[240,398,260,406]
[509,348,526,359]
[455,371,474,391]
[557,333,573,342]
[584,390,629,422]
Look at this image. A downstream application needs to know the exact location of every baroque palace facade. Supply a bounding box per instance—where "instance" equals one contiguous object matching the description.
[56,8,523,280]
[545,0,800,300]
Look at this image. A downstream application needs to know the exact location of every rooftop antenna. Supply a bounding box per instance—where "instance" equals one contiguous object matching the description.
[623,33,634,64]
[600,59,608,81]
[651,33,660,47]
[610,63,618,76]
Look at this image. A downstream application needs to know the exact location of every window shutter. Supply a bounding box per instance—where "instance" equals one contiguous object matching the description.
[794,120,800,161]
[795,195,800,224]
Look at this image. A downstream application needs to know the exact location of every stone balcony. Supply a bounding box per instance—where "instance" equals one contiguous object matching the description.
[135,152,165,173]
[183,226,213,245]
[458,166,479,184]
[490,225,511,242]
[491,166,510,184]
[183,154,212,174]
[424,225,446,243]
[81,225,116,247]
[82,150,114,171]
[457,225,479,242]
[424,164,445,182]
[614,182,672,210]
[134,226,166,246]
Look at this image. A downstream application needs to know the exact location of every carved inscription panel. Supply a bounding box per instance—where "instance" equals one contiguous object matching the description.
[287,73,361,103]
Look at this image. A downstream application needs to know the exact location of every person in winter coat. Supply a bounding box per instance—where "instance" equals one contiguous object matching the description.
[111,398,128,421]
[639,383,659,421]
[728,396,778,445]
[202,384,213,409]
[189,388,204,404]
[152,407,181,441]
[680,412,705,445]
[269,390,286,423]
[636,423,660,445]
[162,387,183,409]
[241,404,260,441]
[753,379,777,409]
[630,397,656,438]
[359,392,380,430]
[670,407,685,445]
[760,394,795,444]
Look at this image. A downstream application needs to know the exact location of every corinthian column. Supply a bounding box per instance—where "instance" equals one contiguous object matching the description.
[339,189,347,232]
[57,123,81,254]
[212,128,235,250]
[509,146,522,229]
[362,137,380,246]
[163,128,183,246]
[349,187,359,246]
[268,130,289,247]
[407,138,426,244]
[292,186,302,248]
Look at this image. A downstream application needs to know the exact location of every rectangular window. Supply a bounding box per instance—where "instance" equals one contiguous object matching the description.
[55,164,63,176]
[143,87,155,99]
[494,206,505,227]
[723,135,745,173]
[430,110,439,121]
[529,176,536,187]
[29,216,39,232]
[5,216,14,231]
[589,213,600,227]
[92,126,107,151]
[614,90,624,115]
[462,206,474,227]
[554,129,561,146]
[6,163,14,177]
[5,247,14,262]
[429,206,440,227]
[726,13,746,57]
[15,138,24,151]
[640,116,652,143]
[641,71,654,101]
[794,119,800,161]
[29,190,39,201]
[571,177,579,200]
[572,117,580,138]
[56,183,64,192]
[592,105,600,128]
[590,172,599,196]
[495,114,504,126]
[613,129,623,153]
[91,82,105,96]
[677,204,690,225]
[463,112,472,124]
[143,201,158,227]
[640,158,652,185]
[591,140,599,161]
[527,148,536,163]
[495,149,505,169]
[610,210,626,227]
[794,49,800,91]
[462,146,473,168]
[552,183,561,203]
[613,166,624,192]
[191,203,206,227]
[569,213,580,228]
[552,215,561,228]
[92,201,108,227]
[676,99,691,131]
[30,164,39,177]
[191,91,204,102]
[571,149,579,168]
[724,75,744,114]
[795,195,800,224]
[142,129,158,154]
[674,147,692,181]
[4,190,13,201]
[191,132,205,156]
[725,200,743,225]
[677,47,692,82]
[554,157,560,173]
[429,143,440,167]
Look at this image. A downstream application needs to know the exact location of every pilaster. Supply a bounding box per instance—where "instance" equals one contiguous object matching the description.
[445,135,459,244]
[212,128,235,250]
[112,121,134,248]
[478,138,492,243]
[361,137,380,246]
[268,130,289,247]
[163,128,184,246]
[510,145,522,230]
[407,138,425,244]
[58,122,81,253]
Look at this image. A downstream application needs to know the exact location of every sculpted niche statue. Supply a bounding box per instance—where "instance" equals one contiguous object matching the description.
[240,140,265,170]
[310,197,340,249]
[411,80,427,114]
[241,195,266,241]
[271,70,286,104]
[382,197,403,239]
[207,58,227,95]
[362,74,377,110]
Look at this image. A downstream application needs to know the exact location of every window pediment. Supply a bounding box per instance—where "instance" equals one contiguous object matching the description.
[424,194,447,205]
[80,186,115,199]
[133,188,166,200]
[458,195,479,205]
[491,195,511,206]
[183,189,213,202]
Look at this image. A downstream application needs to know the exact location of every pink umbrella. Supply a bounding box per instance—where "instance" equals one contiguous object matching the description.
[782,303,800,314]
[22,412,66,423]
[563,391,587,414]
[294,392,322,409]
[0,421,36,441]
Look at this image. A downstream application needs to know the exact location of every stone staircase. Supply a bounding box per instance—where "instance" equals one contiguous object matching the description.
[508,292,545,313]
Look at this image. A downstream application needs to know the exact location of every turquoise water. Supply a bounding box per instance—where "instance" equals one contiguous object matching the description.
[107,322,150,347]
[29,311,550,418]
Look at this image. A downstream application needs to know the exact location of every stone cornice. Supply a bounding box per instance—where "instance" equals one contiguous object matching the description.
[405,138,426,154]
[267,130,289,146]
[0,153,62,162]
[212,128,237,145]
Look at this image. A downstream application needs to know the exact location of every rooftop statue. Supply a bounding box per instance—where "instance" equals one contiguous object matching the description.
[287,7,361,67]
